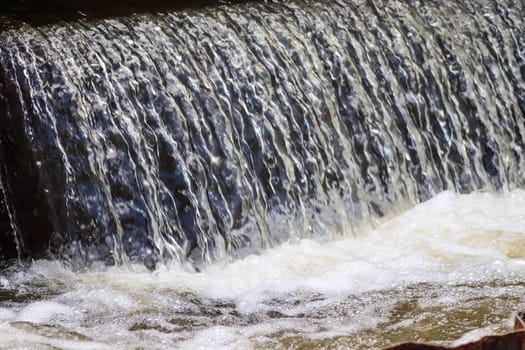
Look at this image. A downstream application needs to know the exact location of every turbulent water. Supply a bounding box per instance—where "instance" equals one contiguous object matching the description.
[0,191,525,349]
[0,0,524,348]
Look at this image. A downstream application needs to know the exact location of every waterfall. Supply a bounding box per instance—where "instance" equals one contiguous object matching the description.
[0,0,523,268]
[0,164,20,260]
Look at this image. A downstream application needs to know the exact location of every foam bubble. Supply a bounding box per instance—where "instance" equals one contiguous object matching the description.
[18,301,77,323]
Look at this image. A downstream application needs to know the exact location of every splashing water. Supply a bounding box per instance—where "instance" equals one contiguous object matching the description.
[0,191,525,349]
[0,0,524,348]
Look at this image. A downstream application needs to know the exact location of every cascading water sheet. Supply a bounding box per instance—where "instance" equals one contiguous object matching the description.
[0,0,523,266]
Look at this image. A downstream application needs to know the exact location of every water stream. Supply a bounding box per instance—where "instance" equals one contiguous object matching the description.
[0,0,524,348]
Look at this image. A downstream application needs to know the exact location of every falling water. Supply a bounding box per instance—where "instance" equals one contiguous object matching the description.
[0,166,22,260]
[0,0,523,268]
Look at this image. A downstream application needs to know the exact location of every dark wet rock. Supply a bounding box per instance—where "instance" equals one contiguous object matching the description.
[143,254,156,271]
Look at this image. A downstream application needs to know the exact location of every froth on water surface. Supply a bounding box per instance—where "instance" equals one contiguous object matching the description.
[1,191,525,349]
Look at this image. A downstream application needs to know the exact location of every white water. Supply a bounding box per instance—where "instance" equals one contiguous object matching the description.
[1,190,525,349]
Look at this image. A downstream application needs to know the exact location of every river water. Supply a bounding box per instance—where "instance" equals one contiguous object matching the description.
[1,190,524,349]
[0,0,524,348]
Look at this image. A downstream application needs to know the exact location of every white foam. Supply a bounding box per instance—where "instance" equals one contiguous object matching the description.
[0,308,16,321]
[18,301,77,323]
[173,190,525,304]
[24,190,525,301]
